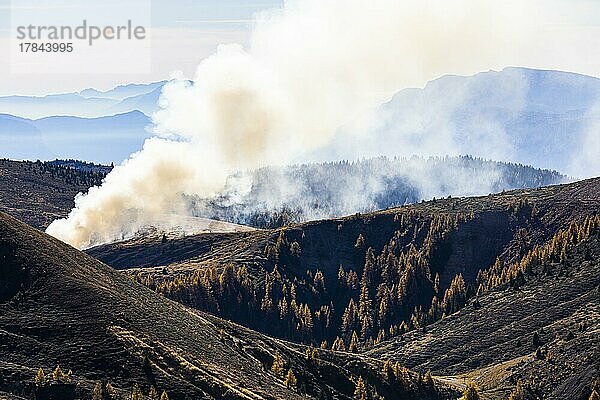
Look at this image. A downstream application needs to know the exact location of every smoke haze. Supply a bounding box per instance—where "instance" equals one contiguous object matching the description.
[47,0,571,249]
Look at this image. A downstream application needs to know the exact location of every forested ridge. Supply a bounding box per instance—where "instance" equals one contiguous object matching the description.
[116,178,600,354]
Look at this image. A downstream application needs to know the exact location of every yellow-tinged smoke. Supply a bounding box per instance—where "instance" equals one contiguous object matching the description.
[47,0,539,249]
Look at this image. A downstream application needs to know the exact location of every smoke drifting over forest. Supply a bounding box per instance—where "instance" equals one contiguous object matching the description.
[47,0,566,249]
[190,156,565,229]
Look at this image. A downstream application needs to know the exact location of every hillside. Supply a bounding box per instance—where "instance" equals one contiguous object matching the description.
[0,156,564,236]
[0,159,108,229]
[0,211,453,400]
[87,177,600,398]
[367,230,600,399]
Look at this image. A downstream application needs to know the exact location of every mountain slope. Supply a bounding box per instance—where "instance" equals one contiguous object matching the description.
[318,67,600,177]
[190,155,565,229]
[88,178,600,355]
[86,178,600,399]
[0,211,450,400]
[0,159,108,229]
[367,226,600,399]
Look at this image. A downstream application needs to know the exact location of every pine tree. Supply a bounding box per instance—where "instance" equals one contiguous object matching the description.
[106,383,116,399]
[92,382,103,400]
[590,389,600,400]
[148,386,159,400]
[52,365,64,382]
[342,299,358,338]
[349,331,359,353]
[358,285,374,339]
[131,383,143,400]
[271,351,285,376]
[355,234,365,249]
[354,376,367,400]
[34,368,46,387]
[424,369,434,389]
[463,381,480,400]
[314,270,326,292]
[382,359,393,380]
[332,336,346,351]
[284,369,297,388]
[160,391,170,400]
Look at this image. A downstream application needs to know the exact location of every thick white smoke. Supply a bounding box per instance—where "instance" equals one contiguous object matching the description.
[48,0,540,249]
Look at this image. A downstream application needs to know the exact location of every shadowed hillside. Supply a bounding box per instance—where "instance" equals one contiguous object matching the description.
[0,159,108,229]
[85,178,600,399]
[88,178,600,364]
[367,225,600,399]
[0,211,454,400]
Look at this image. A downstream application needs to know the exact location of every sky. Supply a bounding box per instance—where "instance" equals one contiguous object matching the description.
[0,0,283,95]
[0,0,599,95]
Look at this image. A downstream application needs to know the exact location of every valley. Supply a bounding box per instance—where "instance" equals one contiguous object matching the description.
[0,157,597,399]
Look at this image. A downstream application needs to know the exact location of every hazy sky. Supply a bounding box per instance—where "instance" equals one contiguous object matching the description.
[0,0,599,95]
[0,0,282,95]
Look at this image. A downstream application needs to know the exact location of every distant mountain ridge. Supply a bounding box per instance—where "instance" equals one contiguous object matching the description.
[1,68,599,172]
[318,67,600,177]
[0,81,166,119]
[0,111,150,163]
[79,81,166,101]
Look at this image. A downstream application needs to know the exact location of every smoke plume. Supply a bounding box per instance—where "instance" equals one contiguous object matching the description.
[48,0,542,249]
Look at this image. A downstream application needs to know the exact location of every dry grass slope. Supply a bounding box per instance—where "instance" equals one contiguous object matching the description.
[0,211,452,400]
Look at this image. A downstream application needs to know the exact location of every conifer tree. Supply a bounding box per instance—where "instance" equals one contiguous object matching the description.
[354,376,367,400]
[160,391,170,400]
[106,383,116,398]
[349,331,359,353]
[590,389,600,400]
[284,369,297,388]
[34,368,46,387]
[508,380,525,400]
[148,386,159,400]
[332,337,345,351]
[355,234,365,249]
[271,351,285,376]
[382,360,393,380]
[65,369,73,383]
[131,383,143,400]
[52,365,64,382]
[91,382,103,400]
[424,369,434,389]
